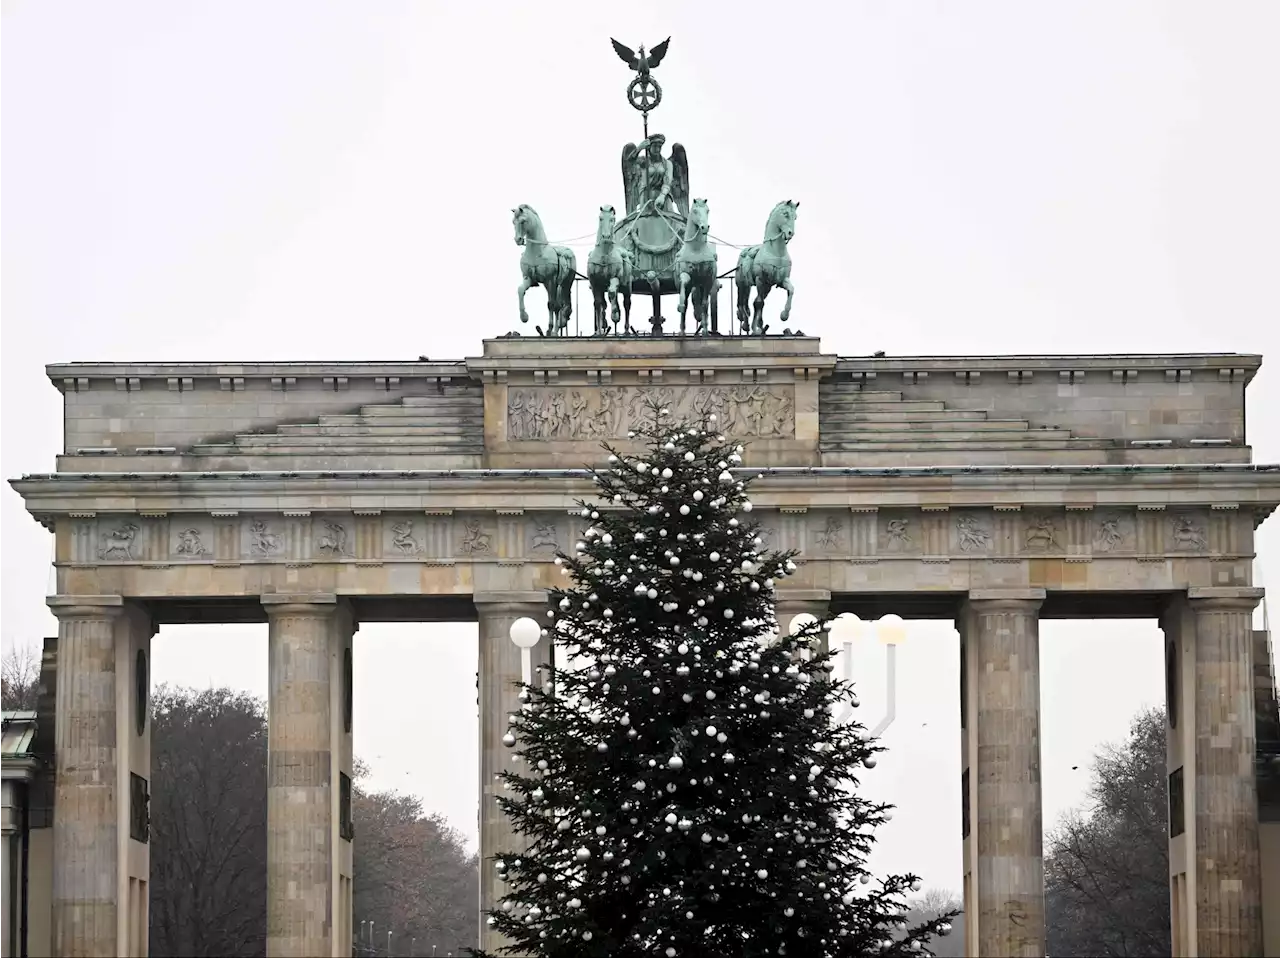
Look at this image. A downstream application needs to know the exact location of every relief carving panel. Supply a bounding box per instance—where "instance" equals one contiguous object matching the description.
[506,385,795,441]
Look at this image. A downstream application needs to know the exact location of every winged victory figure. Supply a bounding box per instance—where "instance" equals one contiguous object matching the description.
[610,37,671,77]
[621,134,689,218]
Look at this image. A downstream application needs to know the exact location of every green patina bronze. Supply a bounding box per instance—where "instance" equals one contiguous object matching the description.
[510,37,800,337]
[737,200,799,335]
[676,197,718,336]
[513,204,576,338]
[587,205,635,335]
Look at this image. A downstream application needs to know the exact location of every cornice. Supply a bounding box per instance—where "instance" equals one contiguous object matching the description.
[11,465,1280,527]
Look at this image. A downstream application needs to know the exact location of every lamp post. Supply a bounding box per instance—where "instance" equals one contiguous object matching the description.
[833,613,906,736]
[509,616,542,684]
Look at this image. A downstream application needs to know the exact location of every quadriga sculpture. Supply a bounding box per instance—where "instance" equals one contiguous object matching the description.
[736,200,798,335]
[513,204,576,337]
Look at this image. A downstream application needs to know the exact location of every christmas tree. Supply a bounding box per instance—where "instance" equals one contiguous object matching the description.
[477,406,957,957]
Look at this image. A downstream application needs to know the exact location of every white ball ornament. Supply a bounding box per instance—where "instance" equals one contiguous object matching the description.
[680,505,690,515]
[575,847,591,861]
[684,451,695,462]
[742,500,753,512]
[668,754,684,770]
[502,732,516,747]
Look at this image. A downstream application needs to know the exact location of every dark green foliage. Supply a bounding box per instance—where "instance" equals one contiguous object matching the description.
[478,408,957,957]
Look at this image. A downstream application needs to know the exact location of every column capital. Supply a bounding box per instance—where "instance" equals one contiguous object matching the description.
[966,587,1046,612]
[261,592,338,617]
[1186,586,1264,612]
[47,594,125,618]
[474,591,549,614]
[773,589,832,607]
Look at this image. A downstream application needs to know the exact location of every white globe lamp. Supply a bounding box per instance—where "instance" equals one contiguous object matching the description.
[509,616,542,684]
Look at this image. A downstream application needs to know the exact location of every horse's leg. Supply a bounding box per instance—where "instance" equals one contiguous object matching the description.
[677,271,691,336]
[517,276,533,325]
[710,281,720,335]
[754,279,771,335]
[779,276,796,324]
[566,275,576,334]
[622,286,633,334]
[608,277,621,333]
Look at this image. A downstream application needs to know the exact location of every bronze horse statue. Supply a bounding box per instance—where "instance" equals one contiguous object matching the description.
[513,204,576,337]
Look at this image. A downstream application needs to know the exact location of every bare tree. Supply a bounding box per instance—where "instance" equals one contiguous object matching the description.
[1045,706,1170,957]
[352,774,478,955]
[149,686,269,957]
[145,685,477,956]
[902,889,964,958]
[1,643,41,710]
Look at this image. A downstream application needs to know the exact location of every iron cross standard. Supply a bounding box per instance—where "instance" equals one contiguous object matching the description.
[611,36,670,137]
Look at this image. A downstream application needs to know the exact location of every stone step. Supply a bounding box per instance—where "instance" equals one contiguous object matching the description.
[819,399,951,414]
[818,389,906,402]
[820,436,1085,451]
[822,428,1070,443]
[195,442,484,457]
[823,418,1038,433]
[233,433,482,448]
[280,422,482,437]
[191,451,485,470]
[359,402,484,418]
[400,393,482,406]
[820,408,991,423]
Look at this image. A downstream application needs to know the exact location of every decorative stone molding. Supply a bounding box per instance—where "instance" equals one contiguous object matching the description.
[57,504,1248,571]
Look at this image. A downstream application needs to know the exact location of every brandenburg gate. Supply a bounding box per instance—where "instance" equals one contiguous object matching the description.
[9,336,1280,956]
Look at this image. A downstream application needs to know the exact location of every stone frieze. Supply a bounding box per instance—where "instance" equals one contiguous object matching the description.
[63,506,1240,567]
[506,385,795,441]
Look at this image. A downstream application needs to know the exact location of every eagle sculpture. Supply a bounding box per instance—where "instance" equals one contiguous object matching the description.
[610,37,671,78]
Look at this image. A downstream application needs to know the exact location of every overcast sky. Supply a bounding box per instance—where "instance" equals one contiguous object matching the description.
[3,1,1279,894]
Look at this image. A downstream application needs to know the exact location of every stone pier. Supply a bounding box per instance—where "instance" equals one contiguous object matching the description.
[47,595,152,958]
[1166,587,1265,956]
[263,594,353,958]
[959,589,1045,958]
[475,594,553,953]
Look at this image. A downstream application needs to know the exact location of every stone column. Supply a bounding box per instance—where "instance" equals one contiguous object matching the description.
[1164,587,1264,957]
[959,588,1045,958]
[47,595,153,958]
[475,593,552,953]
[263,594,349,958]
[0,783,12,952]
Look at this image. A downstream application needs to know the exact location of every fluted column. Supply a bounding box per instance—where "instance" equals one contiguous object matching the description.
[1164,587,1264,957]
[475,593,552,953]
[959,588,1045,958]
[264,594,347,958]
[48,595,153,958]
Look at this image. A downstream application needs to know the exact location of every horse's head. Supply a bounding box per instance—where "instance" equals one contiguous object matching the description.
[770,200,799,243]
[512,204,537,246]
[685,198,710,241]
[597,205,617,239]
